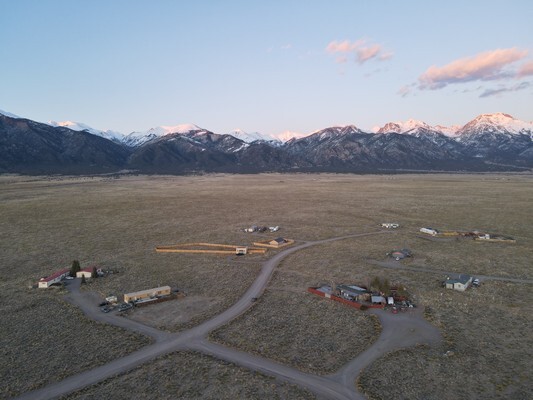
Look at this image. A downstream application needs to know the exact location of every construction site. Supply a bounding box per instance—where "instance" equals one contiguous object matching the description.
[419,227,516,243]
[155,242,269,255]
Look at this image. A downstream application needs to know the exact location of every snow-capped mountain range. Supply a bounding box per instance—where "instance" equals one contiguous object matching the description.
[1,109,532,174]
[26,112,533,147]
[376,113,533,138]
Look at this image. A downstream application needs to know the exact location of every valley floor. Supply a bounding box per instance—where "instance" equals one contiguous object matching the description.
[1,173,532,399]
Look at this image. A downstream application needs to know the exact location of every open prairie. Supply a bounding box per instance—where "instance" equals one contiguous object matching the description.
[1,173,532,399]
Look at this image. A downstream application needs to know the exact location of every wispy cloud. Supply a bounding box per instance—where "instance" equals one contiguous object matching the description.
[418,48,528,90]
[517,60,533,78]
[479,81,531,98]
[281,44,292,50]
[326,39,392,65]
[397,85,412,98]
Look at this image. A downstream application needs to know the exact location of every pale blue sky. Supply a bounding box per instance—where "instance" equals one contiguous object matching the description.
[1,0,532,137]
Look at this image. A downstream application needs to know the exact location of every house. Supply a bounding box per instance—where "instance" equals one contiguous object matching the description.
[371,295,386,305]
[124,286,171,303]
[420,227,439,236]
[337,284,371,302]
[76,267,93,279]
[38,268,70,288]
[445,274,472,292]
[269,237,288,247]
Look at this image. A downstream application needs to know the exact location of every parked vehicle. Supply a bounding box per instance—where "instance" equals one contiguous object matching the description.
[118,303,133,312]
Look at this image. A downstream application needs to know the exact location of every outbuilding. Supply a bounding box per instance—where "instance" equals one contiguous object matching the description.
[235,246,248,255]
[420,227,439,236]
[269,237,288,247]
[76,267,93,279]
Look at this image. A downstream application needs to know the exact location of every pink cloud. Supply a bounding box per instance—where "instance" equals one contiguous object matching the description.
[517,60,533,78]
[326,39,391,64]
[356,44,381,64]
[419,48,528,90]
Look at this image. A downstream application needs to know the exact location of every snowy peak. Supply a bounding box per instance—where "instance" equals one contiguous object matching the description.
[312,125,364,140]
[123,123,205,147]
[47,120,124,143]
[227,129,279,144]
[377,119,432,134]
[457,113,533,137]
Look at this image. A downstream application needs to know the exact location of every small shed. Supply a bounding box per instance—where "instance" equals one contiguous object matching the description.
[235,246,248,255]
[269,237,288,247]
[371,295,386,305]
[387,296,394,305]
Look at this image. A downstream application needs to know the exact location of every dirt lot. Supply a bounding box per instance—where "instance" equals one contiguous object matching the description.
[1,173,532,398]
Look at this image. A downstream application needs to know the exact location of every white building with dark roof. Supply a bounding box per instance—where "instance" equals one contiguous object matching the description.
[445,274,472,292]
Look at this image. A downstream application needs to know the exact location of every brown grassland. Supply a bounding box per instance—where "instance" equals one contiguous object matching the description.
[0,173,531,399]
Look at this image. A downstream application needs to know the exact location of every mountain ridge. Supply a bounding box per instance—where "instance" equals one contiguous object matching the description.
[0,110,531,174]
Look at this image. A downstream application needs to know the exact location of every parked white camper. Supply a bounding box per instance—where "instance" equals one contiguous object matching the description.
[420,227,438,236]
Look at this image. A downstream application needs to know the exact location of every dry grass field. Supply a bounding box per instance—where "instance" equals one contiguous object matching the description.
[1,173,532,399]
[64,351,315,400]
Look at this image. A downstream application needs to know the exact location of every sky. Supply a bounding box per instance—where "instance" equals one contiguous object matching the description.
[1,0,532,139]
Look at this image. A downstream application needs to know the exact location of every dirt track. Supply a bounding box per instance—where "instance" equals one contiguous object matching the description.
[15,231,443,400]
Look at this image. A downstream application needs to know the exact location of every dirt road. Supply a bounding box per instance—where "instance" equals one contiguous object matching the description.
[16,230,443,400]
[367,259,533,284]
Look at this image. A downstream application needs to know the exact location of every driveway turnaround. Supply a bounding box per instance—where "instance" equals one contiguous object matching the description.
[16,231,443,400]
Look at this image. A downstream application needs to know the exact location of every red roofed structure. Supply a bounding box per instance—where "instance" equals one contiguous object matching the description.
[38,268,70,288]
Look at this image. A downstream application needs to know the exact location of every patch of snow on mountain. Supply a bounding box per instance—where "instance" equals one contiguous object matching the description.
[272,130,308,142]
[0,109,21,119]
[435,125,461,137]
[228,129,275,143]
